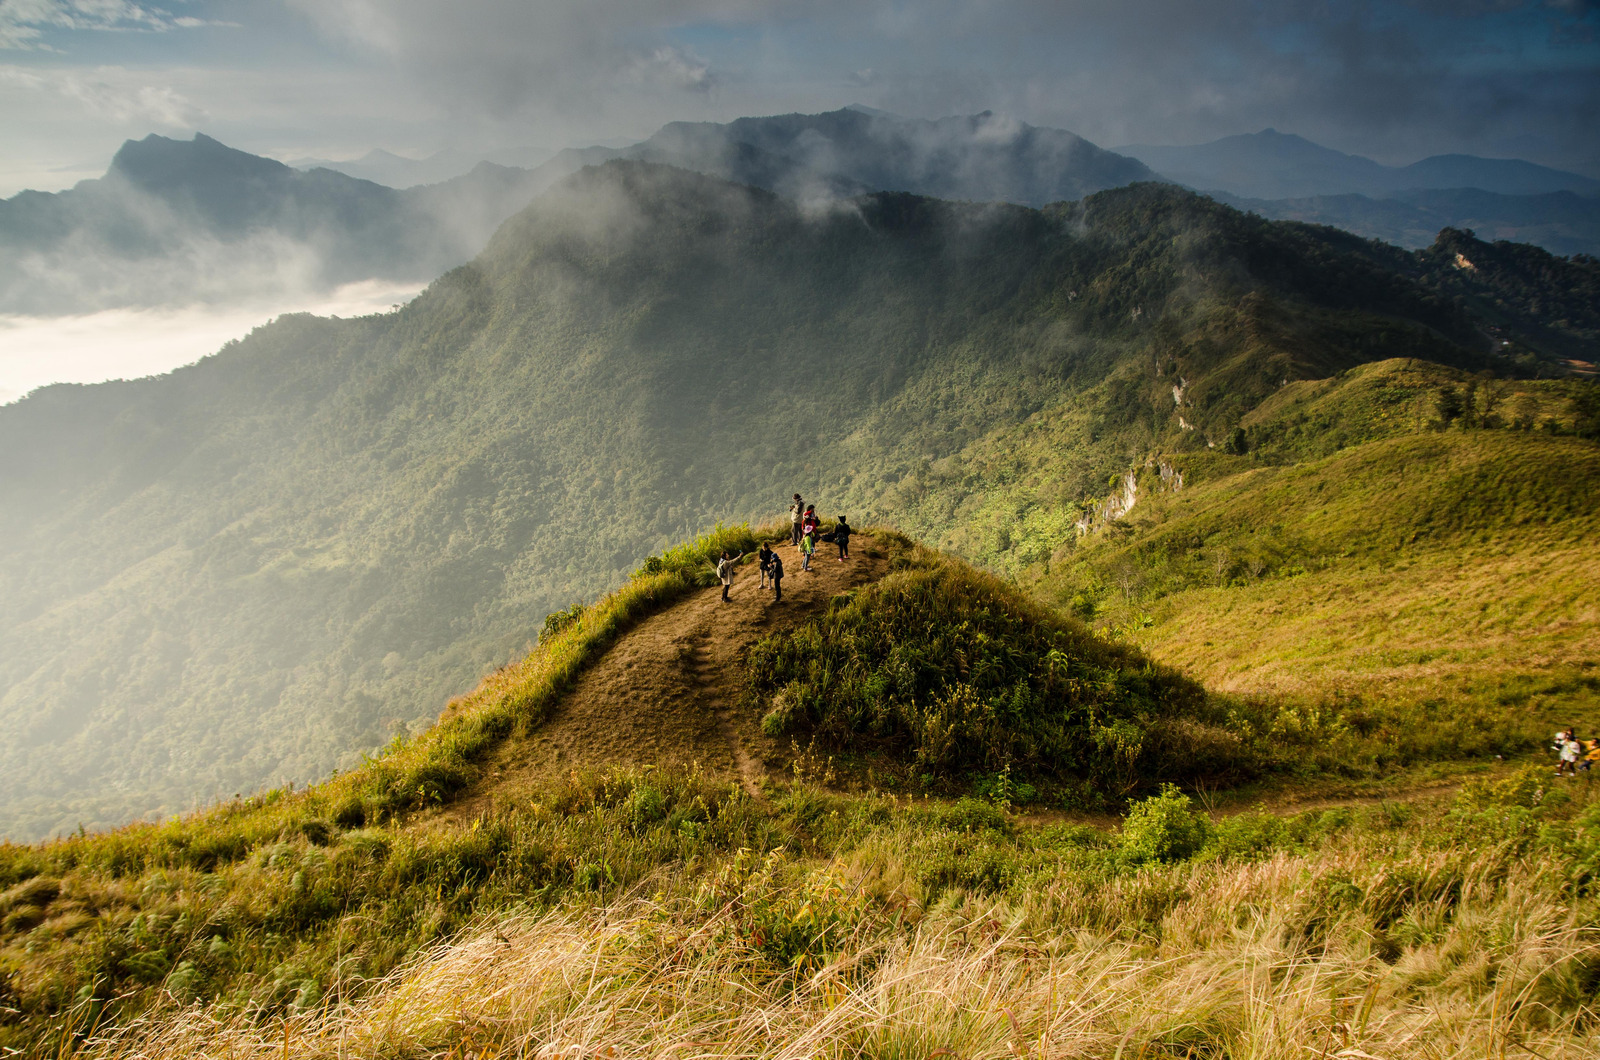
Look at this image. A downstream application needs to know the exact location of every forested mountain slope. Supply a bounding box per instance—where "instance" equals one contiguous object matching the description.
[0,161,1592,841]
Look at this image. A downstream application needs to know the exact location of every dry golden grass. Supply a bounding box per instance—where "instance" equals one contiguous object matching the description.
[1132,534,1600,711]
[70,811,1600,1060]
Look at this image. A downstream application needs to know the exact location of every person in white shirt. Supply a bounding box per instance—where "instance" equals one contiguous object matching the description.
[714,550,745,603]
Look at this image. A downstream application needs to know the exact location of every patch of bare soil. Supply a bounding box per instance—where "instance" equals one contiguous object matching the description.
[440,535,887,821]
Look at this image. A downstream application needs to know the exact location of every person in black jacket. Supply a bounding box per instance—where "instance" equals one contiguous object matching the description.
[769,552,785,602]
[757,543,776,588]
[833,515,852,560]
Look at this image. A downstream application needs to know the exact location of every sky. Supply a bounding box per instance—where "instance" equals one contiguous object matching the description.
[0,0,1596,401]
[2,0,1597,198]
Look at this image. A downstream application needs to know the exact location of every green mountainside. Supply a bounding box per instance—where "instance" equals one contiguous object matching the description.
[1,161,1596,842]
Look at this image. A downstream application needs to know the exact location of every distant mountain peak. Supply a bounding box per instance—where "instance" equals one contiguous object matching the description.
[1118,128,1600,203]
[110,131,289,189]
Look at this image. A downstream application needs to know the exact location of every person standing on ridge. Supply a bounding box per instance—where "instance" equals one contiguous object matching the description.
[769,551,785,602]
[714,549,745,603]
[833,515,852,560]
[789,494,804,547]
[800,525,816,572]
[757,542,776,589]
[1560,730,1582,777]
[802,504,820,540]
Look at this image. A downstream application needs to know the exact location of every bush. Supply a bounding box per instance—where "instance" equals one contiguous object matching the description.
[539,602,584,643]
[1119,785,1213,866]
[744,548,1230,795]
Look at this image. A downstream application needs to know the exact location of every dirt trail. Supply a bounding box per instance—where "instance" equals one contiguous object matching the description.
[443,535,887,820]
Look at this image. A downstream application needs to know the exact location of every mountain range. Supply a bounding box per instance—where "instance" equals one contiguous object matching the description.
[535,106,1158,205]
[5,112,1598,320]
[0,134,552,315]
[2,157,1596,840]
[1119,129,1600,256]
[1117,128,1600,200]
[286,145,553,188]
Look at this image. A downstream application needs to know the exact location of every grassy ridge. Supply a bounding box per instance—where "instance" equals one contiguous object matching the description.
[0,513,1593,1053]
[0,524,762,1050]
[44,766,1600,1059]
[1038,419,1600,768]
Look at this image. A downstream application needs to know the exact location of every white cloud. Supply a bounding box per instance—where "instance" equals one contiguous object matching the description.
[630,45,715,94]
[62,72,206,123]
[0,63,205,125]
[0,0,205,49]
[0,279,426,405]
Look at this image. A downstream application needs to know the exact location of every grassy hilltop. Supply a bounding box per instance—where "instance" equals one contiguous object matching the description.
[3,159,1597,840]
[1,528,1598,1058]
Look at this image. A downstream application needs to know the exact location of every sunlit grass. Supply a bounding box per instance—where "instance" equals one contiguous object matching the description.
[64,771,1600,1060]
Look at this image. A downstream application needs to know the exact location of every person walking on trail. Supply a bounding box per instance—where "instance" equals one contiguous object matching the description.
[800,526,816,572]
[769,552,785,602]
[757,542,776,589]
[832,515,852,561]
[1559,730,1581,777]
[714,549,745,603]
[789,494,804,547]
[1555,727,1578,776]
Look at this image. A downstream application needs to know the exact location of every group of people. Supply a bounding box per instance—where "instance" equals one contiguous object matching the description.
[1553,727,1600,776]
[711,492,853,604]
[788,493,852,569]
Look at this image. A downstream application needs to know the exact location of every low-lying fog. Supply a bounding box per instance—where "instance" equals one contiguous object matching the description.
[0,279,426,405]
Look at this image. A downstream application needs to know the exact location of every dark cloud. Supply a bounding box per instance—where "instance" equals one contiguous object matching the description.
[272,1,1597,172]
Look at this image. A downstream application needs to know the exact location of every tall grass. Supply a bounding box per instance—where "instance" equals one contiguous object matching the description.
[63,769,1600,1059]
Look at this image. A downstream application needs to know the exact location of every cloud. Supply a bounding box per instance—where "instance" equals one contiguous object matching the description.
[629,45,715,94]
[0,279,426,405]
[60,72,207,124]
[0,64,206,124]
[0,0,211,49]
[264,0,1598,172]
[282,0,811,133]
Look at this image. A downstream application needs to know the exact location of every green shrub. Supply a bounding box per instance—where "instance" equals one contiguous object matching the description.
[923,797,1012,835]
[1204,810,1291,862]
[744,549,1234,795]
[539,601,585,643]
[1119,785,1214,866]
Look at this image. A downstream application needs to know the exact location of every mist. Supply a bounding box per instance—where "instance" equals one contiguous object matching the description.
[0,279,425,405]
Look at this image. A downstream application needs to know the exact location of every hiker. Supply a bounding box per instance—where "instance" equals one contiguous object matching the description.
[800,526,816,572]
[1581,739,1600,773]
[1555,730,1580,781]
[757,542,776,589]
[802,504,820,541]
[832,514,852,560]
[770,551,785,602]
[714,549,745,603]
[1559,731,1581,777]
[789,494,804,547]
